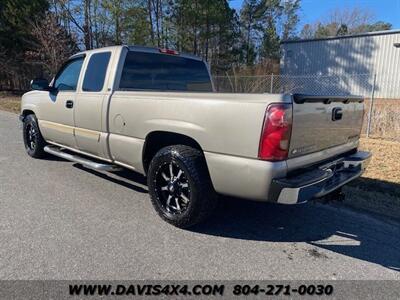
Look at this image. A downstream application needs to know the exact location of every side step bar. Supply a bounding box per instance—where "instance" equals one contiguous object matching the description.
[44,145,122,172]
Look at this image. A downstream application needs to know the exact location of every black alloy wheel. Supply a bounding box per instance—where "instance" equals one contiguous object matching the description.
[22,114,47,158]
[154,161,191,215]
[147,145,217,228]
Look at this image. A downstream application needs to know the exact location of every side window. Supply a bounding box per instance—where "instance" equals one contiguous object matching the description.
[54,57,84,91]
[82,52,111,92]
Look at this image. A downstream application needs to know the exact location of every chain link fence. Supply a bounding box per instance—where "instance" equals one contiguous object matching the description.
[213,73,400,141]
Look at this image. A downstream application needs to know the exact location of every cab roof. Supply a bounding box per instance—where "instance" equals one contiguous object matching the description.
[70,45,203,62]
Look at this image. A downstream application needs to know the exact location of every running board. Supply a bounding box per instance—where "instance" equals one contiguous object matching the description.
[44,145,121,172]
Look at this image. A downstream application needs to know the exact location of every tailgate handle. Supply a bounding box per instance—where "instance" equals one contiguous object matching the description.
[332,107,343,121]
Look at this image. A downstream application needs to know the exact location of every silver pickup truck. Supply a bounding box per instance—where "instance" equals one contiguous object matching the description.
[20,45,371,228]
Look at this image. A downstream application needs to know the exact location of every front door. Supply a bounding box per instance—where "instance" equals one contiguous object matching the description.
[39,57,85,148]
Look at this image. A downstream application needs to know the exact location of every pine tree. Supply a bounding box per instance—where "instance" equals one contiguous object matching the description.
[281,0,300,40]
[240,0,260,65]
[261,18,280,60]
[0,0,49,90]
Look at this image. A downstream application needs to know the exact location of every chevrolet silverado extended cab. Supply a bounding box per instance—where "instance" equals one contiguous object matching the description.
[20,45,371,228]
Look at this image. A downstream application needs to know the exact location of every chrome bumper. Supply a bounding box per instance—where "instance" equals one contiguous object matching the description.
[270,151,371,204]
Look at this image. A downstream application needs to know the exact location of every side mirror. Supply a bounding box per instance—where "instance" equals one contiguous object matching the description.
[30,78,50,91]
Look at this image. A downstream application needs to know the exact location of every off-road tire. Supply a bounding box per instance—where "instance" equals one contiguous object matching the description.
[147,145,217,228]
[23,114,47,158]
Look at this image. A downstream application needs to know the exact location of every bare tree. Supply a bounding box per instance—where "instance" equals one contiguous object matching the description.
[300,7,392,38]
[53,0,94,49]
[30,13,78,76]
[328,7,374,31]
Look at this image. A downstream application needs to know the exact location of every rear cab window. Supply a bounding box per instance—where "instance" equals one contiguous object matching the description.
[119,51,213,92]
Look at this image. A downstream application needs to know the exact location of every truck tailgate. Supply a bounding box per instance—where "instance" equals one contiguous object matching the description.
[289,94,364,159]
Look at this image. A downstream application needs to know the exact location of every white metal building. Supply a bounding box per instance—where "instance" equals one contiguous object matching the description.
[280,30,400,98]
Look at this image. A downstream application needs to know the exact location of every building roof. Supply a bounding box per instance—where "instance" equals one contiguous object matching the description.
[281,29,400,44]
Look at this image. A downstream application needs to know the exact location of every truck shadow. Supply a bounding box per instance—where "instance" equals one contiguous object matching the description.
[73,164,148,194]
[348,177,400,198]
[191,197,400,272]
[69,163,400,272]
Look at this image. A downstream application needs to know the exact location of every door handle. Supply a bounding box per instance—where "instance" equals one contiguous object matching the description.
[65,100,74,109]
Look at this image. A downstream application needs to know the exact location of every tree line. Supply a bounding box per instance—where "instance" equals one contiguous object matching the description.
[0,0,392,91]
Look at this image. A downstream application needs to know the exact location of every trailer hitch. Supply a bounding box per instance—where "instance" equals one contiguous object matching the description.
[316,188,345,204]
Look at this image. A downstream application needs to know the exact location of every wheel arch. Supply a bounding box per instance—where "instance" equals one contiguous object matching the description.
[21,101,40,120]
[21,109,36,119]
[142,131,205,174]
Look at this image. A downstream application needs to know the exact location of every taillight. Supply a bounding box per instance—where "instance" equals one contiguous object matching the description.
[258,103,292,161]
[159,48,180,55]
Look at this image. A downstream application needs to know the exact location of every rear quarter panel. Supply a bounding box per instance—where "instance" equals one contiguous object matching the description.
[107,92,291,172]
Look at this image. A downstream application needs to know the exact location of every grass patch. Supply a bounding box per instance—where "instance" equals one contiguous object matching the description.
[344,138,400,220]
[0,95,21,114]
[358,138,400,186]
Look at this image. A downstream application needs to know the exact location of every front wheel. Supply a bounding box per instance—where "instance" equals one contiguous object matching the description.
[22,114,47,158]
[147,145,217,228]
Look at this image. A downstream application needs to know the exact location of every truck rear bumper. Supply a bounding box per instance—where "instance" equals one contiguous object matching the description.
[269,151,371,204]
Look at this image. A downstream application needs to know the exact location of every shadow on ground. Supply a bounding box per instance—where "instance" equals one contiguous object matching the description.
[191,197,400,272]
[344,177,400,221]
[72,164,400,272]
[348,177,400,198]
[73,164,148,193]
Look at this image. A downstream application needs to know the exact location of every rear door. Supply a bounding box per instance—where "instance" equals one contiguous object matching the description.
[74,51,113,158]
